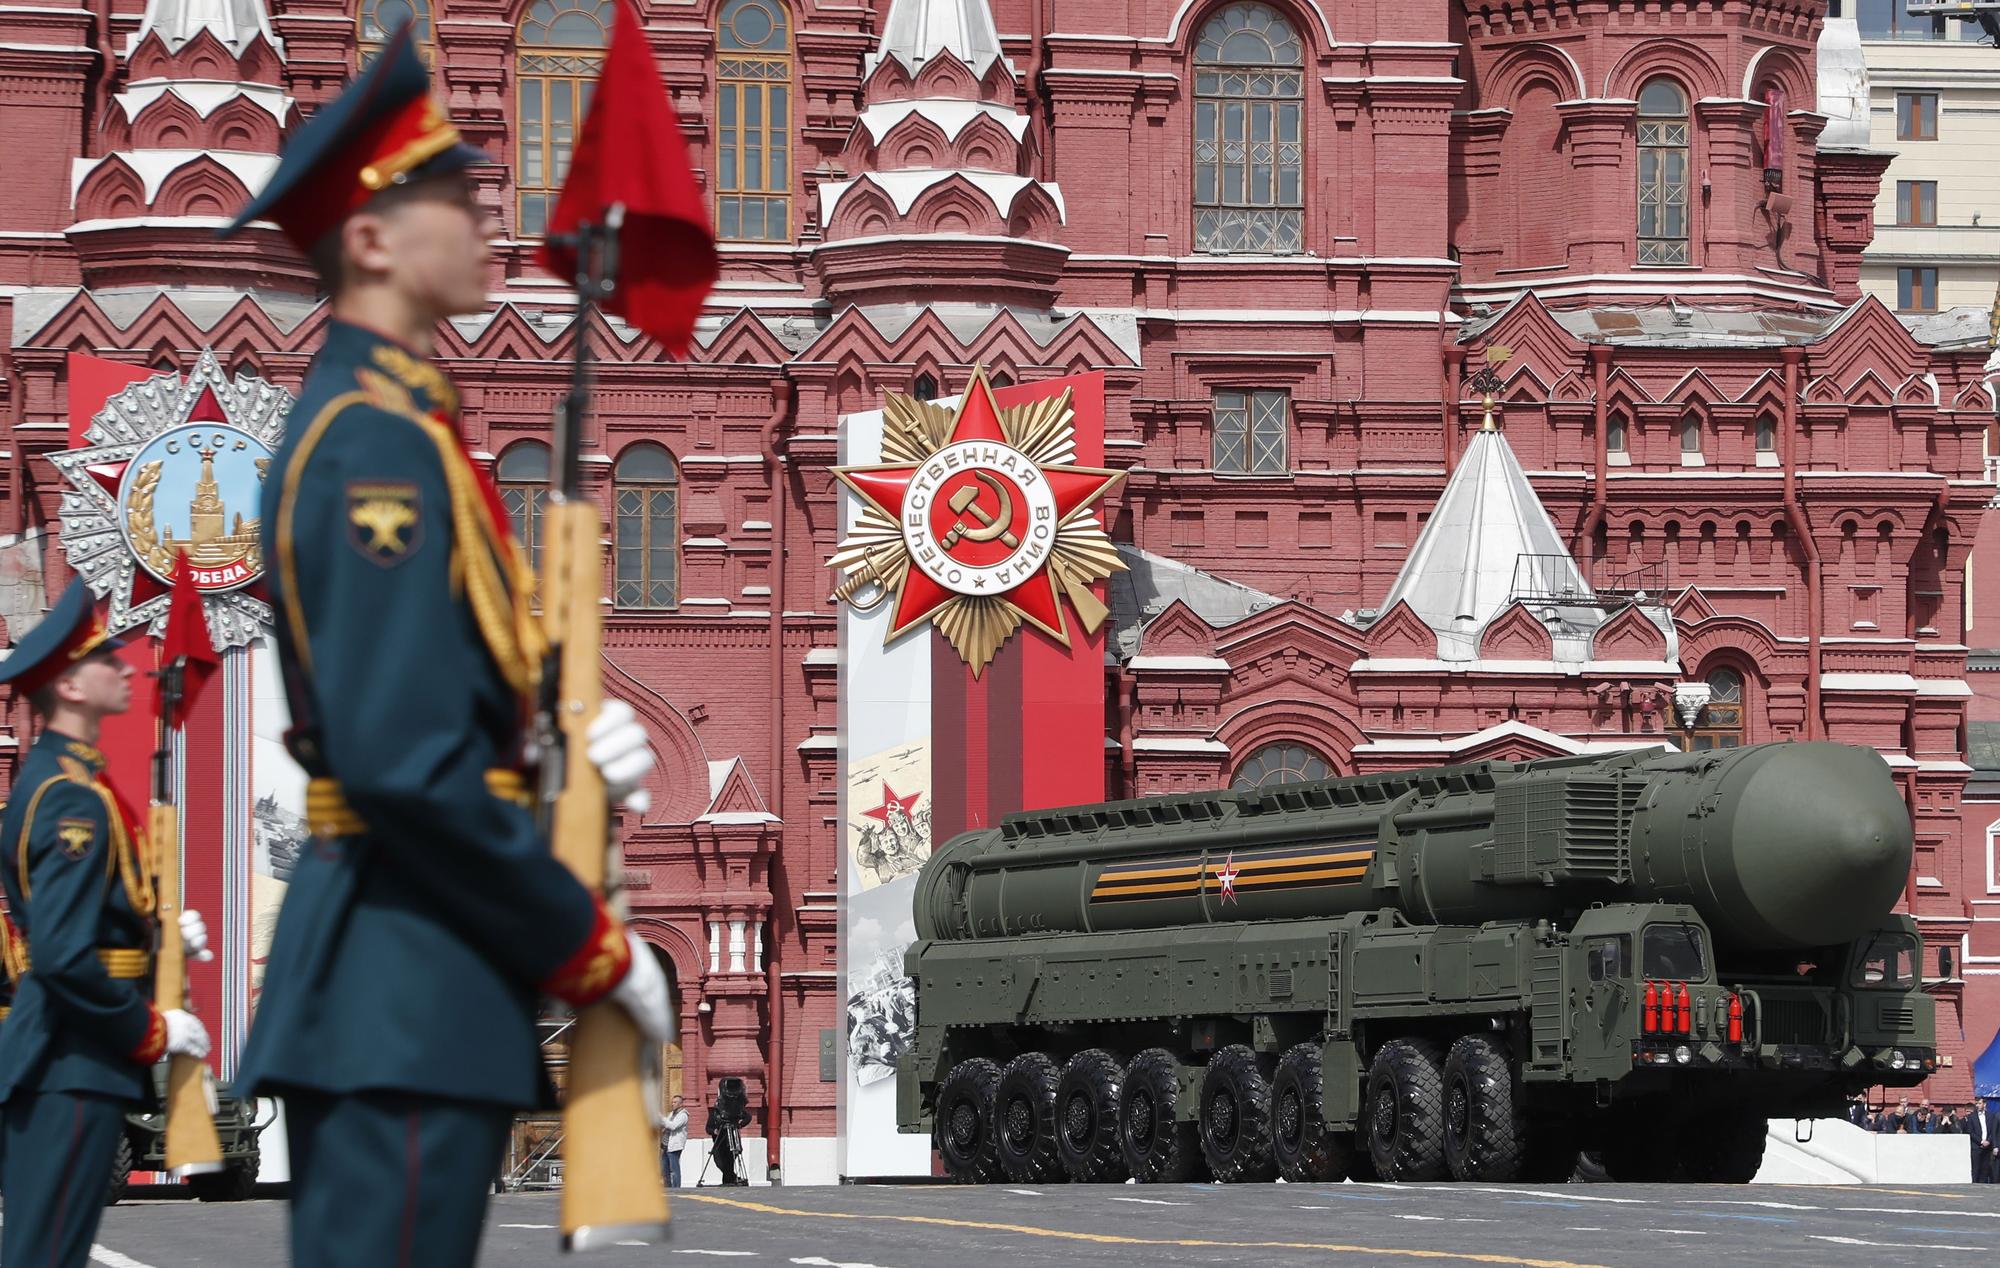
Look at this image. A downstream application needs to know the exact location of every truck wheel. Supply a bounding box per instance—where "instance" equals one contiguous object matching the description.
[1200,1044,1277,1183]
[105,1133,134,1206]
[994,1052,1064,1183]
[1364,1038,1447,1181]
[1442,1035,1526,1181]
[1678,1114,1767,1183]
[1118,1049,1204,1183]
[934,1058,1004,1183]
[1271,1043,1345,1183]
[1056,1049,1128,1183]
[189,1156,260,1202]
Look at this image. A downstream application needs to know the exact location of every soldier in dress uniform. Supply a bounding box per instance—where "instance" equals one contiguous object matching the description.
[0,579,213,1268]
[218,23,670,1268]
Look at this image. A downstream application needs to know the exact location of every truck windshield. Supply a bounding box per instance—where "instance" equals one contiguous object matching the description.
[1642,924,1708,980]
[1851,934,1918,989]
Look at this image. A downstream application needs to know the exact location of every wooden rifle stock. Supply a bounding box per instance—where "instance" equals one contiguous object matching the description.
[543,208,669,1252]
[149,798,223,1177]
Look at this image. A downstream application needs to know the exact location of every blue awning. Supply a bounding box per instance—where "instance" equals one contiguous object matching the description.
[1976,1026,2000,1099]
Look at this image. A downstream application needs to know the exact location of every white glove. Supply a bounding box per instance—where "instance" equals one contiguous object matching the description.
[610,929,673,1046]
[179,908,213,962]
[587,699,655,817]
[163,1009,210,1060]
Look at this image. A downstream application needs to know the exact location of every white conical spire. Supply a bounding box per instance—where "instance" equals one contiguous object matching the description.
[1379,426,1594,659]
[869,0,1009,76]
[128,0,281,57]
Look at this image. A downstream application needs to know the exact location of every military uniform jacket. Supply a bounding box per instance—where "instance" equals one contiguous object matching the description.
[0,731,163,1103]
[236,321,627,1109]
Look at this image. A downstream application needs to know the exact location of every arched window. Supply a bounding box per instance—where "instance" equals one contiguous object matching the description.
[1755,413,1777,456]
[1691,666,1744,749]
[516,0,614,238]
[497,441,551,571]
[1637,78,1690,266]
[1607,411,1629,455]
[358,0,433,65]
[716,0,791,242]
[1193,3,1304,255]
[1680,411,1702,457]
[614,443,679,610]
[911,372,939,401]
[1231,742,1331,789]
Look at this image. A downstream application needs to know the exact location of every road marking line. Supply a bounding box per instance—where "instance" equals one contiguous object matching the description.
[1811,1235,1981,1252]
[673,1252,760,1258]
[1003,1189,1043,1196]
[1393,1215,1497,1223]
[1694,1200,1821,1211]
[791,1258,900,1268]
[500,1224,558,1229]
[1692,1212,1795,1224]
[1108,1197,1188,1206]
[678,1193,1616,1267]
[1836,1206,2000,1219]
[91,1250,160,1268]
[1430,1187,1647,1205]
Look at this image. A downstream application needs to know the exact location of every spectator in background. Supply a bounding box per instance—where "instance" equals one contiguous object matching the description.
[1911,1100,1937,1134]
[1981,1096,2000,1182]
[661,1093,689,1189]
[1846,1095,1869,1128]
[1879,1097,1912,1133]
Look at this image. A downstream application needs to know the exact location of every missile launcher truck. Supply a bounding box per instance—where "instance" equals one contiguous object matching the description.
[893,741,1936,1184]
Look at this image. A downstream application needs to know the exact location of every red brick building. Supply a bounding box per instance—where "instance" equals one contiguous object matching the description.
[1,0,1995,1180]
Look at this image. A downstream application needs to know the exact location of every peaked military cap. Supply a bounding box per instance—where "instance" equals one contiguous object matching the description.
[0,579,125,696]
[219,21,490,251]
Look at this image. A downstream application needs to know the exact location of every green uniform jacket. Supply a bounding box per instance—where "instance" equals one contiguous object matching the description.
[236,321,624,1108]
[0,732,161,1103]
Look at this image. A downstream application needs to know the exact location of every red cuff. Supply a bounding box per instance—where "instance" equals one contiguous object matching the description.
[128,1005,166,1064]
[538,901,631,1008]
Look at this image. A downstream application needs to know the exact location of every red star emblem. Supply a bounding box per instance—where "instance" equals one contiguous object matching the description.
[860,781,922,825]
[1215,852,1239,905]
[833,370,1124,654]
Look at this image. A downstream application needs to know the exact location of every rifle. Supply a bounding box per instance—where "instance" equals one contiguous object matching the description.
[151,653,224,1179]
[539,203,670,1251]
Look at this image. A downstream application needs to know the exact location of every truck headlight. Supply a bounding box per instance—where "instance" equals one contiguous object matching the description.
[1674,1045,1692,1065]
[1890,1049,1907,1070]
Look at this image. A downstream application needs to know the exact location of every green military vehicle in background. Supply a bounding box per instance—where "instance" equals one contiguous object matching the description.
[896,741,1936,1184]
[108,1064,273,1205]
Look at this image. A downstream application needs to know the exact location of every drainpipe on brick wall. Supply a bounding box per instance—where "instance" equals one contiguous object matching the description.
[1442,346,1464,473]
[1,302,21,539]
[1577,345,1612,557]
[757,373,795,1179]
[1116,664,1136,797]
[1780,346,1820,740]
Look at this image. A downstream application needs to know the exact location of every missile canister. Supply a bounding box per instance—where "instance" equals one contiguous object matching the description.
[912,741,1911,952]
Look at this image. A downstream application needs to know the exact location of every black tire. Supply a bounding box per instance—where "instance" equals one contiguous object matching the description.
[934,1057,1004,1184]
[993,1052,1064,1183]
[1678,1113,1767,1184]
[1364,1038,1447,1181]
[1572,1150,1611,1183]
[1055,1049,1128,1183]
[1199,1044,1277,1183]
[1118,1048,1205,1183]
[105,1133,134,1206]
[1271,1043,1346,1183]
[1441,1035,1526,1182]
[189,1156,260,1202]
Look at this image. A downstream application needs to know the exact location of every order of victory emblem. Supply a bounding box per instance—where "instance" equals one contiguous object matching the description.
[828,367,1126,675]
[49,348,289,651]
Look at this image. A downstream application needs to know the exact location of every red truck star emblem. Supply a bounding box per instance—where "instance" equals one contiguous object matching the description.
[1215,852,1240,905]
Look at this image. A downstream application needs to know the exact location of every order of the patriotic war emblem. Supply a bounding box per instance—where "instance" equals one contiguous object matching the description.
[827,366,1126,675]
[49,348,288,650]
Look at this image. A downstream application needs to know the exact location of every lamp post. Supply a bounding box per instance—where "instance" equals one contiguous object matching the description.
[1673,681,1713,750]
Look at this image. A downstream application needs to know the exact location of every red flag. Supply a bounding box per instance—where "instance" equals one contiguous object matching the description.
[538,0,717,355]
[162,552,219,730]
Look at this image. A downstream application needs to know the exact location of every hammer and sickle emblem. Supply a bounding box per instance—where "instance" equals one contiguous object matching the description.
[940,471,1019,551]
